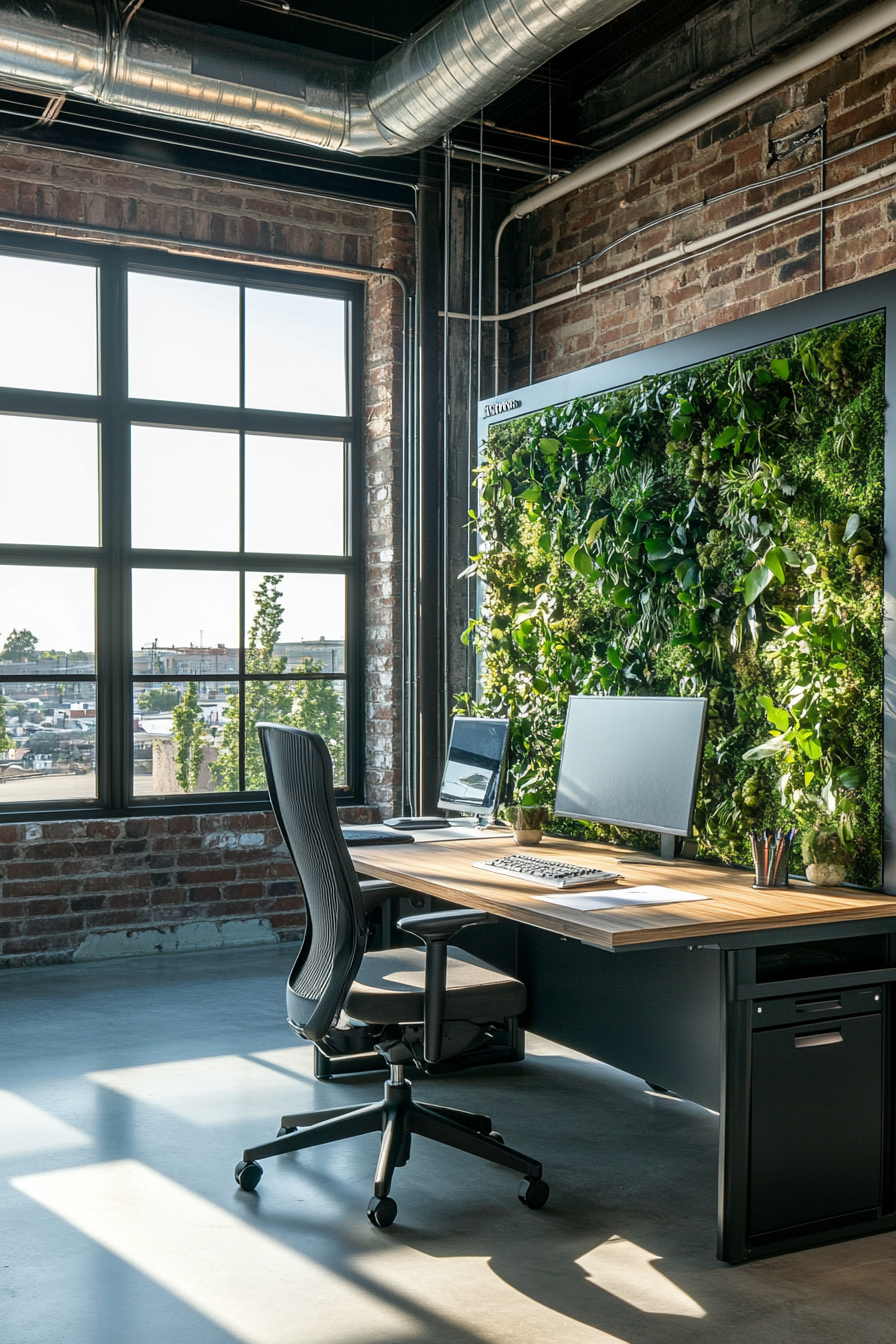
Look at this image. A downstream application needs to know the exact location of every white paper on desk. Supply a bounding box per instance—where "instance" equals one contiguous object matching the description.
[537,885,708,912]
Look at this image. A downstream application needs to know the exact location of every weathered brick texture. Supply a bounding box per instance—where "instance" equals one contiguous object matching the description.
[504,27,896,388]
[0,805,380,967]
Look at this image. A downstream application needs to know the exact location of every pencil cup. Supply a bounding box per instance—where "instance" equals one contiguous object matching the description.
[751,828,797,889]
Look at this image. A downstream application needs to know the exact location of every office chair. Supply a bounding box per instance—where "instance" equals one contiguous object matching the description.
[236,723,548,1227]
[312,880,526,1081]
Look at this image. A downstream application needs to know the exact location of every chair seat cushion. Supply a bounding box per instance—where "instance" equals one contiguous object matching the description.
[346,945,526,1025]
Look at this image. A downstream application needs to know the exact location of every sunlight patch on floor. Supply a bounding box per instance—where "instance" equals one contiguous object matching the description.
[12,1160,418,1344]
[86,1054,315,1125]
[251,1046,317,1077]
[358,1244,630,1344]
[0,1089,93,1159]
[576,1236,706,1317]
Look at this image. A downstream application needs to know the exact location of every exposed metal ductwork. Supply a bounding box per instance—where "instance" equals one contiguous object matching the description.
[0,0,637,156]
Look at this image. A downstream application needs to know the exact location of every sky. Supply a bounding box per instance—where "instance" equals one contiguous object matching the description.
[0,254,98,395]
[0,568,346,655]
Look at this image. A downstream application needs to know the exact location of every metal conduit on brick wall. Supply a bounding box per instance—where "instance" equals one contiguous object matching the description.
[0,143,410,968]
[502,24,896,388]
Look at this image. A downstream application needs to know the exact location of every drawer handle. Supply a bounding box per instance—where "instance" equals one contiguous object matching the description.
[795,1030,843,1048]
[795,999,841,1013]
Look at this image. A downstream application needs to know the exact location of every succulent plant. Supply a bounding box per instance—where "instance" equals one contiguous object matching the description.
[802,825,850,867]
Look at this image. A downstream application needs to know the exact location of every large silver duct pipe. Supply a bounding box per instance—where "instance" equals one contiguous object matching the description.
[0,0,637,156]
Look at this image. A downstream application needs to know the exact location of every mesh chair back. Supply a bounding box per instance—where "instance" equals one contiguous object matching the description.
[257,723,367,1046]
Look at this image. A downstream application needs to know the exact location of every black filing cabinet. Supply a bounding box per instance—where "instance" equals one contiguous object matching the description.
[749,985,884,1238]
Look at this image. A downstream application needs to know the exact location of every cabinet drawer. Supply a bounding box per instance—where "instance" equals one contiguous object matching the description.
[752,984,882,1029]
[749,1012,883,1237]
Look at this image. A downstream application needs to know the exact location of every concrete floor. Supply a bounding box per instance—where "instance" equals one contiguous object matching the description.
[3,946,896,1344]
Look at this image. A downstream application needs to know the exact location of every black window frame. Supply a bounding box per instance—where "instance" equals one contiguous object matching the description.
[0,234,365,819]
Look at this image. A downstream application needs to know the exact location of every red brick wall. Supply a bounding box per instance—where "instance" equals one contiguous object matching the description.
[0,143,410,967]
[503,26,896,388]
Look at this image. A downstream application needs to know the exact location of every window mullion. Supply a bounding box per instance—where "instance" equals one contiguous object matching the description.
[96,250,130,813]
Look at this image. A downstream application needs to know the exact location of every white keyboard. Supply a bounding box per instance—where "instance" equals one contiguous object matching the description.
[473,853,619,889]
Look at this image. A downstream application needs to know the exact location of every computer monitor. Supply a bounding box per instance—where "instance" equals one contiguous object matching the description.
[553,695,707,858]
[438,716,510,822]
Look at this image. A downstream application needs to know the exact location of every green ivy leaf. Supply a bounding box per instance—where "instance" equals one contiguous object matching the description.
[843,513,862,542]
[674,559,699,589]
[586,516,609,544]
[764,547,787,584]
[743,564,773,606]
[573,547,594,576]
[743,735,791,760]
[539,438,559,456]
[669,418,690,441]
[838,765,866,789]
[770,358,790,379]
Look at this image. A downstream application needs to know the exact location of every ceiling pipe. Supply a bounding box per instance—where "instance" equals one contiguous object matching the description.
[492,0,896,390]
[0,0,640,157]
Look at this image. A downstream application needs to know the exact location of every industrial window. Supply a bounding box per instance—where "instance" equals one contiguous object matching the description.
[0,239,363,816]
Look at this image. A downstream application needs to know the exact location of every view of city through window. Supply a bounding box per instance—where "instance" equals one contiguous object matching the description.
[0,247,358,810]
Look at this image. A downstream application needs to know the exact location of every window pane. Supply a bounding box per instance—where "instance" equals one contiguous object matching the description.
[244,289,346,415]
[132,570,239,672]
[131,427,239,551]
[128,273,239,406]
[0,566,95,673]
[0,255,97,395]
[132,679,237,798]
[244,436,344,555]
[244,680,345,789]
[0,681,96,805]
[245,572,345,664]
[0,416,99,547]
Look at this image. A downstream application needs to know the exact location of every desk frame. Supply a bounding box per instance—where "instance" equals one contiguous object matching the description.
[353,835,896,1263]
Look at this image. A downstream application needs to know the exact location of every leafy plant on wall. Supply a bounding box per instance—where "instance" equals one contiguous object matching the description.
[461,317,884,885]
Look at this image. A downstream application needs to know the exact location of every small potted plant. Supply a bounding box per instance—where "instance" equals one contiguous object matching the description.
[506,800,550,846]
[802,824,850,886]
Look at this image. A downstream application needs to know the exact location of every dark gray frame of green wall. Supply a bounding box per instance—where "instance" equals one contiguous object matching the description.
[477,273,896,891]
[0,232,366,818]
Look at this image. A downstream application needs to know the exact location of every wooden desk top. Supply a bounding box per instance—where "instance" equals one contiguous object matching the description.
[350,833,896,951]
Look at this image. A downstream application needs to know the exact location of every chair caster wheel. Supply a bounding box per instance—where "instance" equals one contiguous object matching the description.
[367,1196,397,1228]
[235,1160,263,1191]
[489,1131,504,1144]
[518,1178,549,1209]
[277,1126,298,1137]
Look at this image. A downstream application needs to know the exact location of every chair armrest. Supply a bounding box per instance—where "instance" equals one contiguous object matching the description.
[359,879,399,916]
[397,908,497,1063]
[397,908,496,939]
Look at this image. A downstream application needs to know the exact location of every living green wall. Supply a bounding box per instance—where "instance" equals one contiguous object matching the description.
[464,316,885,886]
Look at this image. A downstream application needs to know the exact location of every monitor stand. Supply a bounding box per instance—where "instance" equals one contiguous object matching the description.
[619,834,697,863]
[660,833,697,860]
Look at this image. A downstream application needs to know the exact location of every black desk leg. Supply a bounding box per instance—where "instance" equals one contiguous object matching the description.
[718,952,751,1264]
